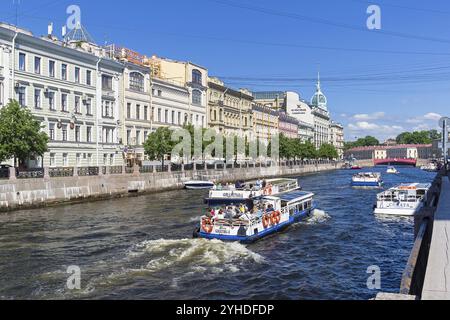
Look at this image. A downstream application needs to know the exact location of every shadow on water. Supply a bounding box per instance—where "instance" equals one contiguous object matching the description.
[0,167,436,300]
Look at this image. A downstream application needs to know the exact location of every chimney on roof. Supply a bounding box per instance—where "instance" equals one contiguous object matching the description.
[47,22,53,37]
[62,25,67,38]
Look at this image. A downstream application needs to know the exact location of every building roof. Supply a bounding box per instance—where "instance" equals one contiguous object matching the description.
[347,144,433,152]
[64,22,95,44]
[253,91,285,100]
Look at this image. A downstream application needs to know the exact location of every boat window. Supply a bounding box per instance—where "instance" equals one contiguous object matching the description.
[289,207,295,216]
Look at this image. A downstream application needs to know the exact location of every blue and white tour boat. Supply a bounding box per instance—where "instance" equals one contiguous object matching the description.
[184,180,215,190]
[193,186,316,243]
[351,172,383,188]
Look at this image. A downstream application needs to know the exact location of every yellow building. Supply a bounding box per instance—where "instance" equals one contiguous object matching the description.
[207,77,253,139]
[252,103,279,143]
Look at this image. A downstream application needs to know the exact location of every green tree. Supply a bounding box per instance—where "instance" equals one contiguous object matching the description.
[143,127,174,167]
[396,131,432,144]
[0,100,49,167]
[318,143,339,160]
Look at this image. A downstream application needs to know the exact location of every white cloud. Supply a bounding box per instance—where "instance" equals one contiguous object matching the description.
[351,112,385,121]
[423,112,442,121]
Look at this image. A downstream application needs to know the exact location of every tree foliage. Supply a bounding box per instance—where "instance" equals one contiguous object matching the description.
[396,130,437,145]
[344,136,380,151]
[318,143,339,160]
[143,127,174,166]
[0,100,49,166]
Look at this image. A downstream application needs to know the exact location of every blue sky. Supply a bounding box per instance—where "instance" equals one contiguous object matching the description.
[1,0,449,141]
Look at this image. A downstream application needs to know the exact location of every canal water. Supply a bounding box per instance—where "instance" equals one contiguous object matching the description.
[0,167,436,300]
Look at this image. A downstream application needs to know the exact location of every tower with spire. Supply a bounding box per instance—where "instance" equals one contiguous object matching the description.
[311,71,328,110]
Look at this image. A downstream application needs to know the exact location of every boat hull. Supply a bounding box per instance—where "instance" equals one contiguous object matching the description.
[351,181,382,187]
[195,206,315,244]
[374,203,424,216]
[184,181,214,190]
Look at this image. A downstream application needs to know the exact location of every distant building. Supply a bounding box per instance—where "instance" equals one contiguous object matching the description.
[330,121,344,159]
[383,138,397,146]
[278,112,299,139]
[345,144,434,160]
[207,77,253,140]
[252,103,279,143]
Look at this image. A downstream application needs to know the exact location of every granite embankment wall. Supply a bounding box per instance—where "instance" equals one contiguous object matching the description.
[0,162,340,212]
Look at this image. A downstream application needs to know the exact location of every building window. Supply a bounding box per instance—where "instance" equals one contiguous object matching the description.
[17,87,26,107]
[48,92,55,110]
[0,82,4,106]
[86,70,92,86]
[19,53,26,71]
[192,69,202,85]
[87,153,92,165]
[34,57,41,74]
[127,130,131,145]
[165,109,168,123]
[62,125,68,141]
[34,89,41,109]
[127,103,131,119]
[144,106,148,121]
[75,125,81,142]
[86,98,92,115]
[172,111,175,124]
[50,153,56,167]
[49,60,55,77]
[76,153,81,166]
[136,130,141,146]
[192,90,202,105]
[144,131,148,142]
[86,126,92,142]
[49,123,55,141]
[75,96,81,114]
[130,72,144,92]
[157,90,162,97]
[136,104,140,120]
[103,100,110,118]
[103,154,108,165]
[75,67,80,83]
[61,94,68,112]
[178,112,181,125]
[61,64,67,80]
[63,153,68,167]
[102,75,113,91]
[157,108,161,122]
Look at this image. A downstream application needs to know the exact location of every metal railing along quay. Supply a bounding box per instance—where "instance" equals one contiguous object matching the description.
[3,160,340,181]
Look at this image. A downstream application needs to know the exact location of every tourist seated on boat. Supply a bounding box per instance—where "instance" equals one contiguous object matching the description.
[255,179,263,190]
[262,180,267,189]
[228,183,236,190]
[235,180,245,190]
[266,204,275,213]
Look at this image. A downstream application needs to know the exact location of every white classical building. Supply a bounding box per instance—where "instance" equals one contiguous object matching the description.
[0,22,125,168]
[310,75,331,149]
[284,91,314,142]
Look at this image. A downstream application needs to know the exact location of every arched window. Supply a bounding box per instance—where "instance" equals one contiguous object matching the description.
[130,72,144,92]
[192,90,202,105]
[192,69,202,85]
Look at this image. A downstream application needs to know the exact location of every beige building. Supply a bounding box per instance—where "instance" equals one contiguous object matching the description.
[207,77,253,139]
[148,55,208,128]
[252,103,279,143]
[330,121,344,159]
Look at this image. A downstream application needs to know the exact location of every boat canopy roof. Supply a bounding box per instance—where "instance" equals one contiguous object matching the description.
[394,183,431,190]
[276,190,314,203]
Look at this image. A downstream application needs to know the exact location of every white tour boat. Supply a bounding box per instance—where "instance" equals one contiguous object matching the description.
[386,166,399,174]
[193,190,316,243]
[184,180,215,190]
[351,172,383,188]
[373,183,431,216]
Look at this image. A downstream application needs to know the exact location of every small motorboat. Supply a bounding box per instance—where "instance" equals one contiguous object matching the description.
[374,183,431,216]
[351,165,362,170]
[351,172,383,188]
[386,166,399,174]
[184,180,215,190]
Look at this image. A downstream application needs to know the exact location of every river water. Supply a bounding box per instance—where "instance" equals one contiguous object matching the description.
[0,167,436,300]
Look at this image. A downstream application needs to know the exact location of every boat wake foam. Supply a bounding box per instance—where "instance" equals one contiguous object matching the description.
[305,209,331,225]
[129,238,266,274]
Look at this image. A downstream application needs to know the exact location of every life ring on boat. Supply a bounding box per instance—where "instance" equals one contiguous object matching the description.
[262,214,271,229]
[201,217,213,233]
[271,211,281,225]
[263,186,273,196]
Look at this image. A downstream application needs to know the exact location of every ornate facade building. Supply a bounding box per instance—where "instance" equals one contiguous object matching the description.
[278,112,299,139]
[0,22,124,168]
[207,77,253,139]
